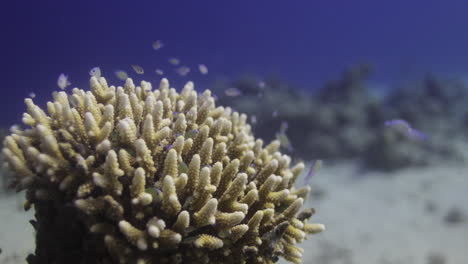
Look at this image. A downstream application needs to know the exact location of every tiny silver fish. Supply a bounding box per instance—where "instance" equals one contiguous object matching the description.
[280,121,288,133]
[276,122,293,152]
[272,111,278,118]
[152,40,164,50]
[304,160,322,185]
[224,87,242,97]
[276,132,293,152]
[57,73,71,90]
[89,67,101,78]
[168,58,180,65]
[250,115,257,125]
[198,64,208,75]
[114,70,128,80]
[131,64,144,74]
[28,92,36,98]
[258,81,266,89]
[155,69,164,75]
[175,66,190,76]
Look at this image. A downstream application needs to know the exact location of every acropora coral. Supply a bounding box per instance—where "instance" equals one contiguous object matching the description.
[2,76,324,264]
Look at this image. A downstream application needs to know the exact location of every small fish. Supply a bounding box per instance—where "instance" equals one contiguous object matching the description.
[250,115,257,125]
[89,67,101,78]
[198,64,208,75]
[276,121,293,152]
[406,128,428,141]
[168,57,180,65]
[279,121,288,133]
[276,132,293,153]
[24,200,31,211]
[224,87,242,97]
[10,125,20,133]
[57,73,71,90]
[384,119,428,141]
[175,66,190,76]
[145,187,162,201]
[114,70,128,80]
[304,160,322,185]
[152,40,164,50]
[178,161,188,174]
[131,64,144,74]
[29,219,37,229]
[185,129,199,139]
[29,92,36,98]
[272,111,279,118]
[155,69,164,75]
[384,119,411,131]
[258,81,266,89]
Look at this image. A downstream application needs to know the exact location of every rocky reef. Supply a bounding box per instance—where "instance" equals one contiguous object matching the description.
[216,65,468,171]
[2,76,324,263]
[215,65,385,161]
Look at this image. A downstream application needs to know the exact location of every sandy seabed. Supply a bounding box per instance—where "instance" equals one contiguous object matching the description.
[1,161,467,264]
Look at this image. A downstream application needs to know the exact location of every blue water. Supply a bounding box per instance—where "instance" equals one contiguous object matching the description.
[2,0,468,127]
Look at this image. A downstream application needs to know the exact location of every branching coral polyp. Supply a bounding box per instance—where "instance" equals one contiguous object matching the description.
[3,76,324,264]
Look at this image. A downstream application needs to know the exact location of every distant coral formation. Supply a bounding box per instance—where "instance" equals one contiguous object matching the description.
[2,76,324,263]
[217,65,468,171]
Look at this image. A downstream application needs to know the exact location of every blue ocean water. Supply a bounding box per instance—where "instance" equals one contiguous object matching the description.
[2,2,468,263]
[1,0,468,127]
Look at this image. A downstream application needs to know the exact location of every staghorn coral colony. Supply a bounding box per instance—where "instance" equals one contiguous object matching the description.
[2,76,324,264]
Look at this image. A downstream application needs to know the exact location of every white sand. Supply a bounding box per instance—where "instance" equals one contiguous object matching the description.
[1,162,467,264]
[289,161,468,264]
[0,194,34,264]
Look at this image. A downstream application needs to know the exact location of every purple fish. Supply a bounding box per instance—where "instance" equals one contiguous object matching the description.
[384,119,428,141]
[406,128,428,141]
[384,119,411,130]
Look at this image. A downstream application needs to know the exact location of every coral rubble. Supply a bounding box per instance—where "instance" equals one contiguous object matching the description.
[2,76,324,263]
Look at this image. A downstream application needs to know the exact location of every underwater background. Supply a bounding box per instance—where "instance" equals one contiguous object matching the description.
[1,0,468,263]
